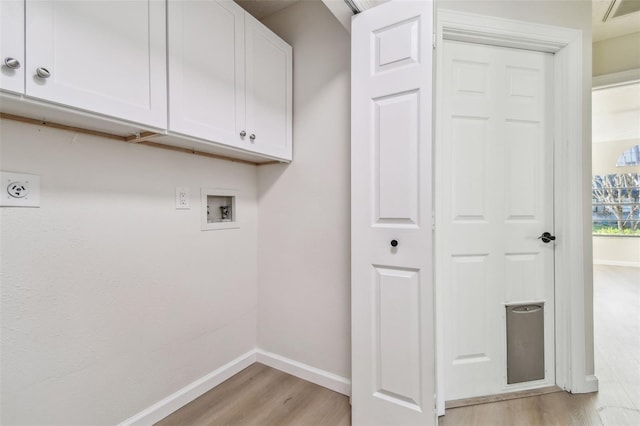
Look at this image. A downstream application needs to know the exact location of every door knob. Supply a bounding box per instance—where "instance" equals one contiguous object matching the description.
[240,130,246,137]
[538,232,556,243]
[4,57,20,69]
[249,134,256,141]
[390,239,398,247]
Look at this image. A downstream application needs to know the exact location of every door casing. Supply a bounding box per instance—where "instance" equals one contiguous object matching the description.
[434,9,597,416]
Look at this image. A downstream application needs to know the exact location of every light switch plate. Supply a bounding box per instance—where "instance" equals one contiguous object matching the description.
[1,171,40,207]
[176,186,190,209]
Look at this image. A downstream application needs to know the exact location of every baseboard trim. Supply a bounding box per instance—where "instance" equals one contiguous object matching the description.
[573,374,599,394]
[118,350,257,426]
[593,259,640,268]
[256,348,351,397]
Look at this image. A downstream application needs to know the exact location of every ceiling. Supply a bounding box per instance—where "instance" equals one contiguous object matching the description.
[235,0,640,43]
[234,0,302,20]
[593,0,640,42]
[234,0,389,21]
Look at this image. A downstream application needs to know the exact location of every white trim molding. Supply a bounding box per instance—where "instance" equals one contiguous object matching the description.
[593,259,640,268]
[256,348,352,396]
[435,9,595,416]
[118,350,257,426]
[593,68,640,89]
[583,375,600,393]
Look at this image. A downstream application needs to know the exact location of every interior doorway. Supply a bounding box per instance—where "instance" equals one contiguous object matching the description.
[434,9,591,416]
[436,39,556,402]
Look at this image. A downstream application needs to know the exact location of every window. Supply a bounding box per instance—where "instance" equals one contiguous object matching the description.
[592,173,640,236]
[616,145,640,167]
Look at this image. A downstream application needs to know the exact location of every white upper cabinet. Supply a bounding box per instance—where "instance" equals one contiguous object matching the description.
[245,13,292,160]
[168,0,245,146]
[167,0,292,161]
[24,0,167,128]
[0,0,25,94]
[1,0,291,163]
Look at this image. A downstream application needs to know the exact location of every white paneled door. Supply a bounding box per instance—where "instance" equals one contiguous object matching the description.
[437,40,555,401]
[351,1,434,425]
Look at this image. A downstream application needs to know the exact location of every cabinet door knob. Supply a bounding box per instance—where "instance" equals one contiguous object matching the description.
[4,57,20,69]
[35,67,51,79]
[390,239,398,247]
[240,130,246,137]
[249,134,256,141]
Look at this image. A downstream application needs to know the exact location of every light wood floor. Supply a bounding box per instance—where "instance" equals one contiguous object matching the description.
[158,265,639,425]
[155,362,350,426]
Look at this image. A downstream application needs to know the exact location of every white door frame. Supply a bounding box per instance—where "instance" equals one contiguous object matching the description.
[435,9,598,415]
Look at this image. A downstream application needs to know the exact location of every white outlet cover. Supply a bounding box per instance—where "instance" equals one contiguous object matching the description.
[176,186,190,209]
[1,171,40,207]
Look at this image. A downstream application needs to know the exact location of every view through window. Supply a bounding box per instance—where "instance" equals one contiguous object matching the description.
[592,172,640,235]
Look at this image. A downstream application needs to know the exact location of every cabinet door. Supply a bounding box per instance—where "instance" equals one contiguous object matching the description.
[25,0,166,128]
[245,13,292,160]
[0,0,25,94]
[168,0,244,145]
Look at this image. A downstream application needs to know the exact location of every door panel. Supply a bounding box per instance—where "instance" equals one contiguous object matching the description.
[374,266,421,407]
[374,91,420,225]
[351,1,434,425]
[438,41,555,401]
[168,0,244,145]
[0,0,25,94]
[26,0,166,128]
[245,13,292,159]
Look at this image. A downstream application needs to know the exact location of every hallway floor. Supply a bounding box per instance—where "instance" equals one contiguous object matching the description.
[157,265,639,425]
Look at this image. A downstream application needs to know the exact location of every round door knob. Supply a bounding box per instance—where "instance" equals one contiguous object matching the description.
[249,134,256,141]
[4,57,20,69]
[36,67,51,78]
[240,130,246,137]
[390,239,398,247]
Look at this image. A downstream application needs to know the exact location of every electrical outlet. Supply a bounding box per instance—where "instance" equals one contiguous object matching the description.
[1,171,40,207]
[176,186,190,209]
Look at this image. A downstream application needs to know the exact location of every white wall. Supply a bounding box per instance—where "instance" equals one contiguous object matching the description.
[0,119,258,425]
[257,1,352,380]
[593,32,640,76]
[592,237,640,267]
[593,139,640,174]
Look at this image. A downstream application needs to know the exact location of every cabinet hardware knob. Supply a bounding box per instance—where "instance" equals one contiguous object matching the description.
[390,239,398,247]
[249,134,256,141]
[35,67,51,78]
[4,57,20,69]
[240,130,246,137]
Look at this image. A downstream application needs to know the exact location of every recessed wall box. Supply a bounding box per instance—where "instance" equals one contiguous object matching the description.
[201,188,238,230]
